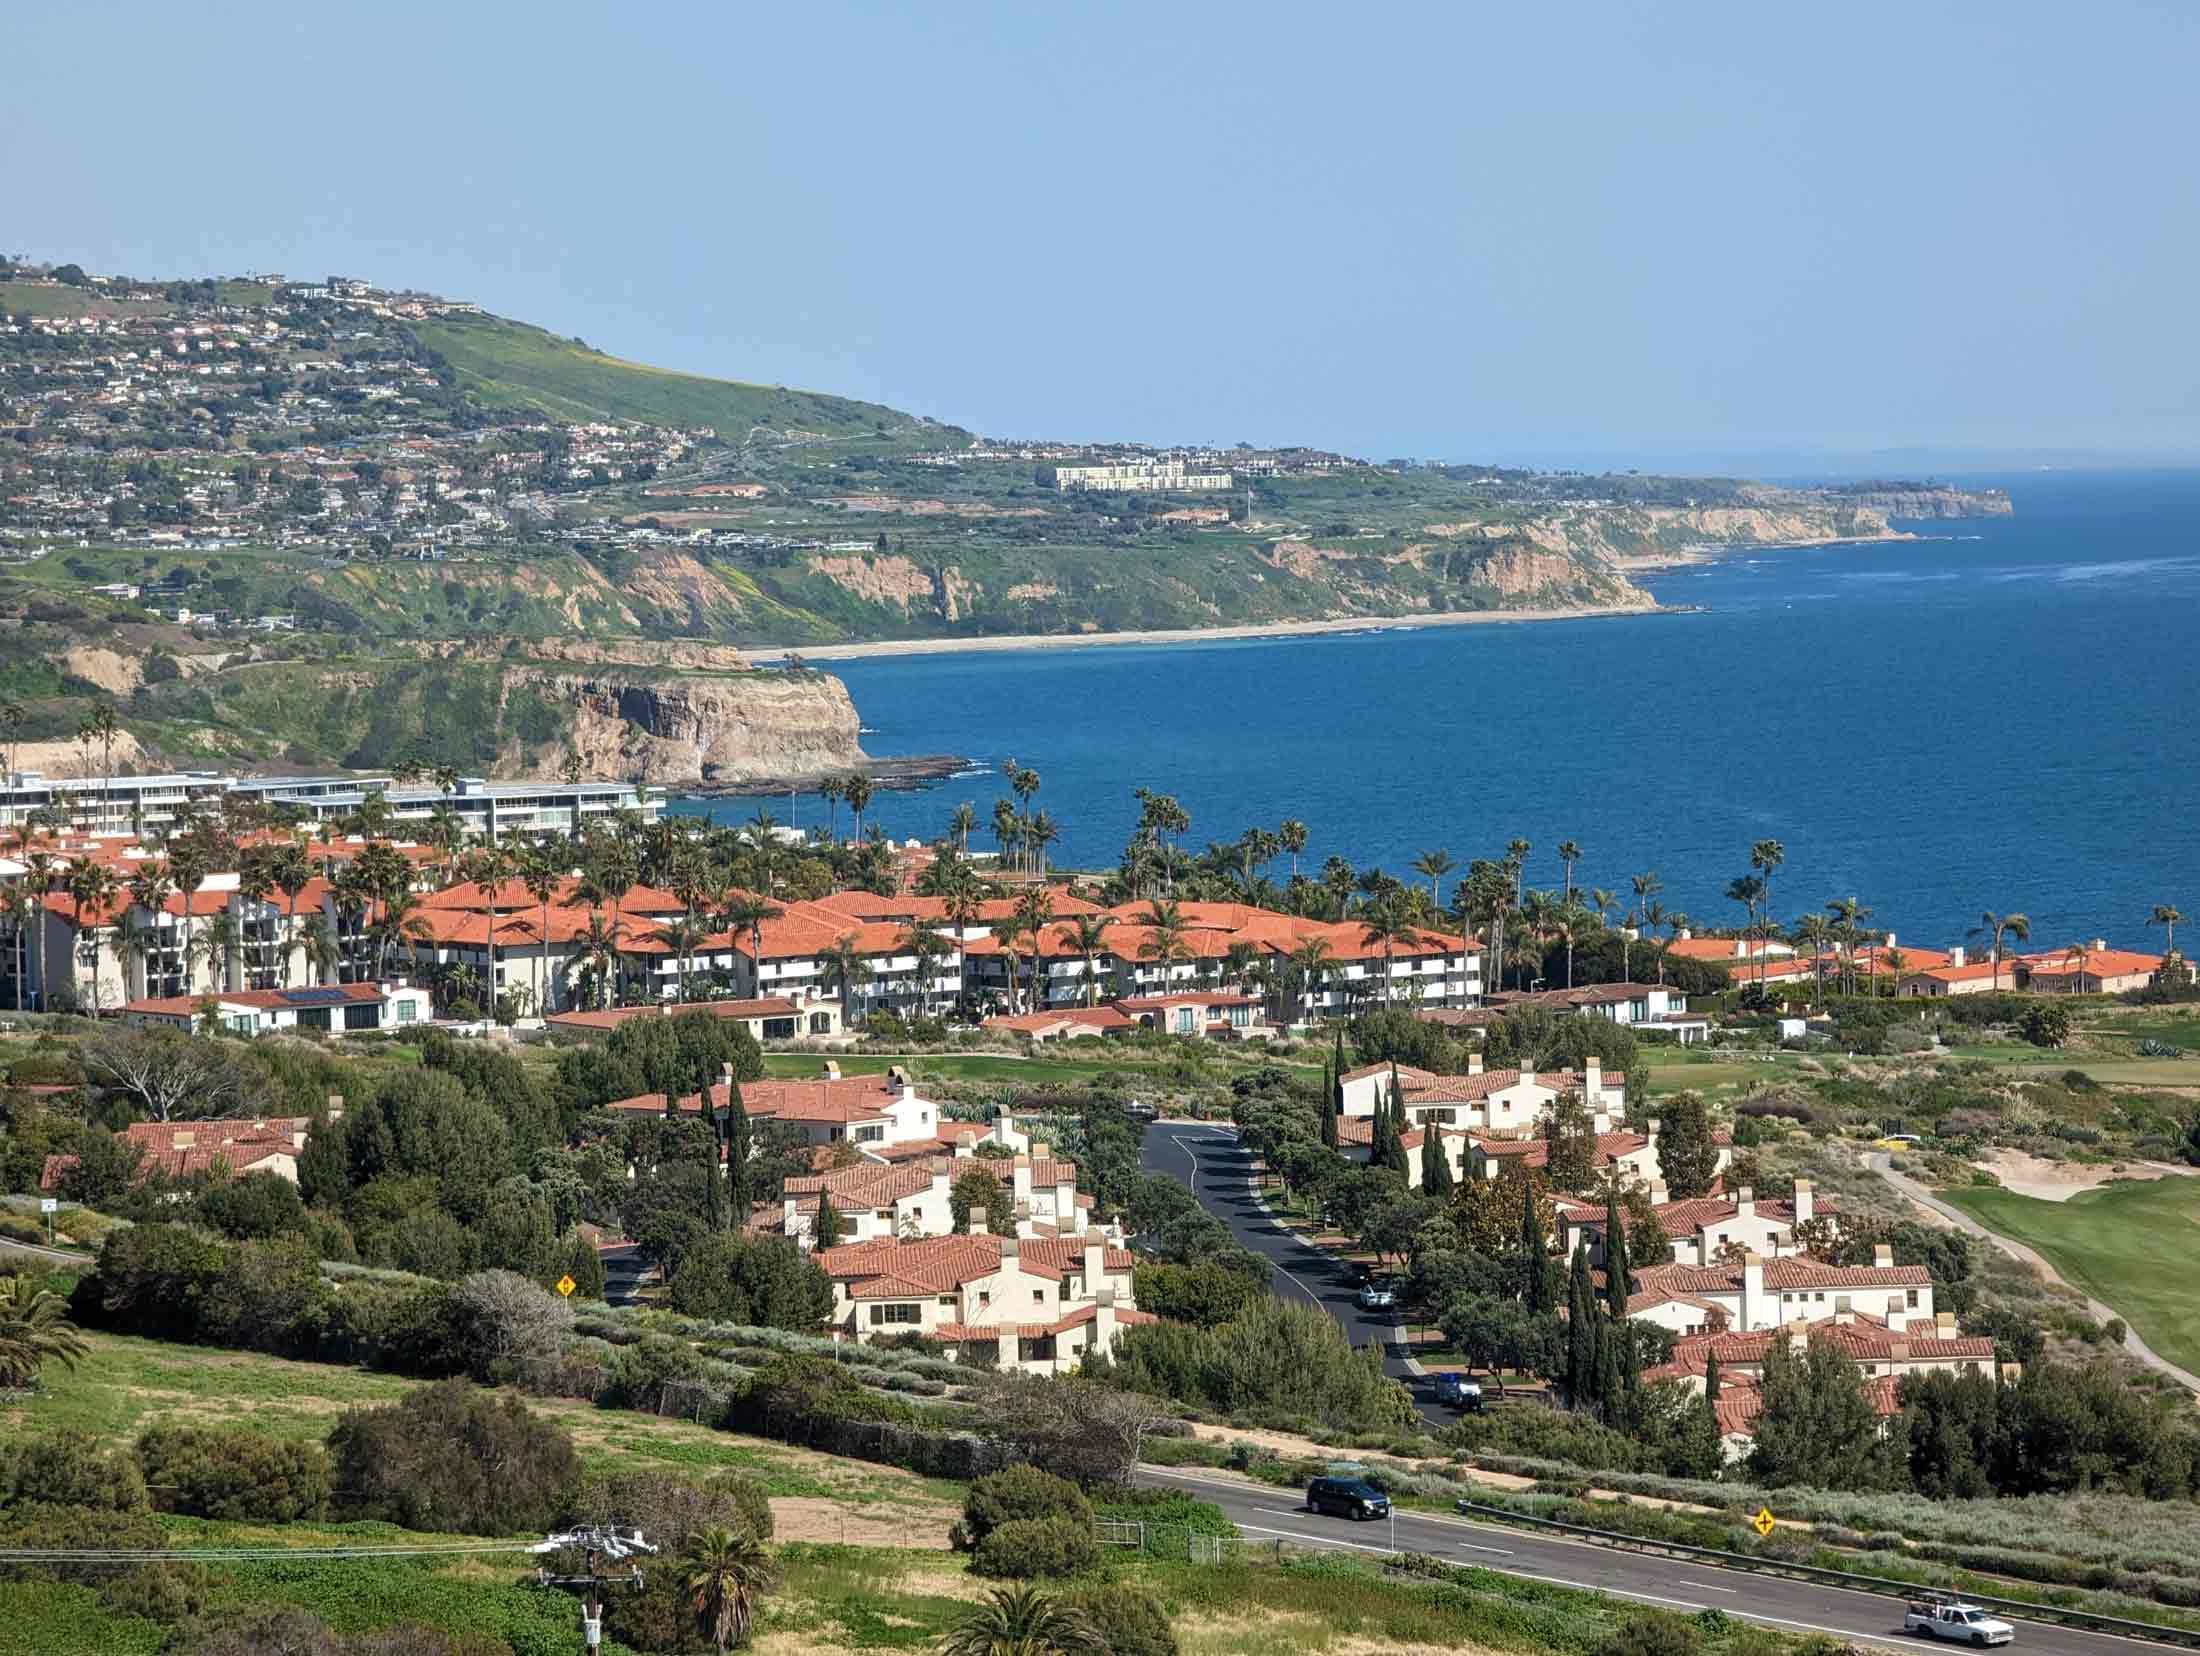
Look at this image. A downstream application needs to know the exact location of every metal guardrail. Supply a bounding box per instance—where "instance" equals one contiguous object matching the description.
[1454,1502,2200,1648]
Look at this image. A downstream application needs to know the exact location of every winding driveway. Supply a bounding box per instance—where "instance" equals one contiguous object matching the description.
[1140,1120,1455,1426]
[1867,1152,2200,1394]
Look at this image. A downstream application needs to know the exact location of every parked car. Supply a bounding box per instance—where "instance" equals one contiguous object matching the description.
[1903,1600,2014,1645]
[1121,1100,1158,1121]
[1356,1280,1398,1312]
[1434,1373,1484,1410]
[1306,1476,1391,1521]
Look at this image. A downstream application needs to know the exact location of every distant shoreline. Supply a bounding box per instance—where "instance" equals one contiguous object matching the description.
[747,603,1665,663]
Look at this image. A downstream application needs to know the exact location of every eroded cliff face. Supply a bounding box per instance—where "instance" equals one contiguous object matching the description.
[1452,537,1656,608]
[515,669,865,787]
[1810,487,2014,519]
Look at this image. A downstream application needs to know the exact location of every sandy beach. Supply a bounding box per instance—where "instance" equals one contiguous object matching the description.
[750,603,1664,663]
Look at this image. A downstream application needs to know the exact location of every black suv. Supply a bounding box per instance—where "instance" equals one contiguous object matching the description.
[1306,1475,1390,1520]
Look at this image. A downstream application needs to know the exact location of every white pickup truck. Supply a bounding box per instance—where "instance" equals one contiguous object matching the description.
[1902,1600,2015,1645]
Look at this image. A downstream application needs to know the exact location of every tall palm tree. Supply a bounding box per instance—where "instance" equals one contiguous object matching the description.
[1412,849,1455,911]
[194,909,242,996]
[2061,940,2093,994]
[1749,839,1786,991]
[1026,811,1061,880]
[940,1584,1102,1656]
[948,800,977,856]
[1064,913,1115,1007]
[844,772,874,844]
[1279,817,1308,879]
[1013,885,1056,1011]
[819,775,845,843]
[941,876,986,1016]
[897,924,949,1018]
[1288,935,1335,1025]
[270,843,314,989]
[166,839,211,996]
[297,914,340,986]
[1792,912,1835,1009]
[720,893,785,1000]
[585,839,633,1003]
[1626,871,1662,986]
[1557,839,1582,911]
[660,915,708,1005]
[571,909,620,1010]
[126,858,177,997]
[823,932,875,1027]
[65,861,117,1013]
[1825,894,1870,997]
[0,1273,90,1388]
[1135,897,1190,997]
[1969,910,2030,992]
[2151,904,2187,957]
[0,699,23,785]
[516,844,565,1015]
[680,1523,775,1656]
[1358,896,1417,1008]
[78,703,119,828]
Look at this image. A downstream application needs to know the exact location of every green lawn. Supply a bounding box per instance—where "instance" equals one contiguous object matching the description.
[1939,1177,2200,1373]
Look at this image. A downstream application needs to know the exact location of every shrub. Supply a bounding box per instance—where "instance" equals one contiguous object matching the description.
[136,1423,332,1521]
[9,1430,148,1512]
[970,1514,1100,1579]
[1063,1582,1178,1655]
[952,1465,1092,1552]
[1599,1609,1701,1656]
[328,1378,578,1534]
[574,1468,773,1549]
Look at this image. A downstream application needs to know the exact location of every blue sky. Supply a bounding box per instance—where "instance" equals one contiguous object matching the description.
[7,1,2195,463]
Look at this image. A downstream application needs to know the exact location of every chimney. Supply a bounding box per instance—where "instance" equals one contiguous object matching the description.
[1949,945,1966,969]
[174,1130,196,1150]
[1887,1309,1906,1335]
[1585,1057,1602,1094]
[1032,1141,1052,1162]
[1520,1065,1536,1089]
[823,1059,842,1081]
[1083,1225,1105,1293]
[782,1194,798,1235]
[721,1061,734,1083]
[1883,932,1896,949]
[1734,939,1748,959]
[2091,937,2108,953]
[999,1235,1020,1262]
[1736,1185,1754,1217]
[1095,1285,1118,1348]
[1646,1116,1661,1141]
[930,1171,951,1204]
[887,1064,911,1096]
[1874,1243,1894,1269]
[1793,1179,1813,1224]
[1741,1252,1765,1330]
[1936,1310,1955,1334]
[326,1092,344,1120]
[1834,1308,1854,1326]
[1012,1154,1033,1208]
[1678,926,1694,941]
[968,1206,988,1237]
[953,1128,977,1157]
[1467,1052,1484,1076]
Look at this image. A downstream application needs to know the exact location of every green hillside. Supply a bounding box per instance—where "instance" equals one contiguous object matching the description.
[411,311,946,440]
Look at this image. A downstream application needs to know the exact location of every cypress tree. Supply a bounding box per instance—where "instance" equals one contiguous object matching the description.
[1564,1241,1598,1410]
[1602,1182,1635,1321]
[723,1076,754,1223]
[1389,1061,1408,1136]
[814,1191,841,1249]
[1381,1080,1411,1177]
[1703,1350,1722,1407]
[1595,1317,1625,1422]
[1320,1061,1339,1150]
[1520,1178,1555,1315]
[1424,1125,1453,1197]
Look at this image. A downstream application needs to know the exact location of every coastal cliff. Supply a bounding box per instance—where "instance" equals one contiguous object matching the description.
[1805,484,2014,519]
[519,668,867,787]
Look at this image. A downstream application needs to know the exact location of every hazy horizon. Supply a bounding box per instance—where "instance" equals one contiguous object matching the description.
[8,1,2196,463]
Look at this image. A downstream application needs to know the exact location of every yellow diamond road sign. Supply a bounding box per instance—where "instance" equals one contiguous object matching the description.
[1752,1507,1777,1538]
[555,1275,577,1298]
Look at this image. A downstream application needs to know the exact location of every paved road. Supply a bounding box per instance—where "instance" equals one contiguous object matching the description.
[1140,1120,1455,1425]
[0,1235,92,1268]
[1868,1152,2200,1394]
[1135,1461,2157,1655]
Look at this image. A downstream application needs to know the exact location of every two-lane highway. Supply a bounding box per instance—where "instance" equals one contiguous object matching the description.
[1141,1119,1453,1423]
[1135,1462,2160,1655]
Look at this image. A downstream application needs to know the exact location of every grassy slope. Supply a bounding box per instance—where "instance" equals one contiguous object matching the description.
[412,313,938,440]
[1940,1176,2200,1372]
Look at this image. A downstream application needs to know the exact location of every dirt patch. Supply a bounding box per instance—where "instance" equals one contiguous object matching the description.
[1973,1147,2199,1202]
[771,1496,953,1549]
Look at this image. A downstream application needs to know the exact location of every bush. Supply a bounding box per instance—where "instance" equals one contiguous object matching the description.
[952,1465,1092,1552]
[1599,1609,1701,1656]
[970,1514,1100,1579]
[574,1468,773,1549]
[1063,1582,1178,1655]
[135,1423,332,1521]
[328,1378,578,1534]
[9,1430,148,1512]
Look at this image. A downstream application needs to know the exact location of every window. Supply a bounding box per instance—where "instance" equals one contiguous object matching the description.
[226,1014,255,1036]
[868,1303,920,1326]
[977,1290,990,1306]
[1906,1288,1920,1309]
[854,1125,884,1143]
[394,998,418,1025]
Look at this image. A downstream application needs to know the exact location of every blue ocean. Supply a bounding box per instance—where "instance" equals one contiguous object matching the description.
[682,471,2200,949]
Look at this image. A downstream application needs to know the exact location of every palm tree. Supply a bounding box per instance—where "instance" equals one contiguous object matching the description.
[1412,849,1455,911]
[1749,839,1786,990]
[823,932,875,1027]
[1013,886,1056,1010]
[166,839,211,996]
[587,839,634,1002]
[2061,940,2093,994]
[819,775,845,843]
[1358,896,1417,1008]
[1724,873,1766,983]
[948,800,977,856]
[1969,911,2031,992]
[940,1584,1102,1656]
[271,843,314,988]
[1279,818,1308,879]
[194,909,242,996]
[844,773,875,844]
[1066,913,1115,1007]
[65,861,117,1012]
[0,1273,90,1388]
[1826,894,1871,996]
[680,1523,776,1656]
[1135,897,1190,997]
[126,858,177,997]
[516,845,565,1014]
[1288,935,1334,1025]
[941,876,986,1016]
[78,703,119,827]
[660,915,709,1005]
[571,909,620,1009]
[1557,839,1582,910]
[1792,912,1835,1009]
[2151,904,2186,957]
[297,914,340,986]
[720,893,784,999]
[0,699,23,784]
[1626,871,1661,985]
